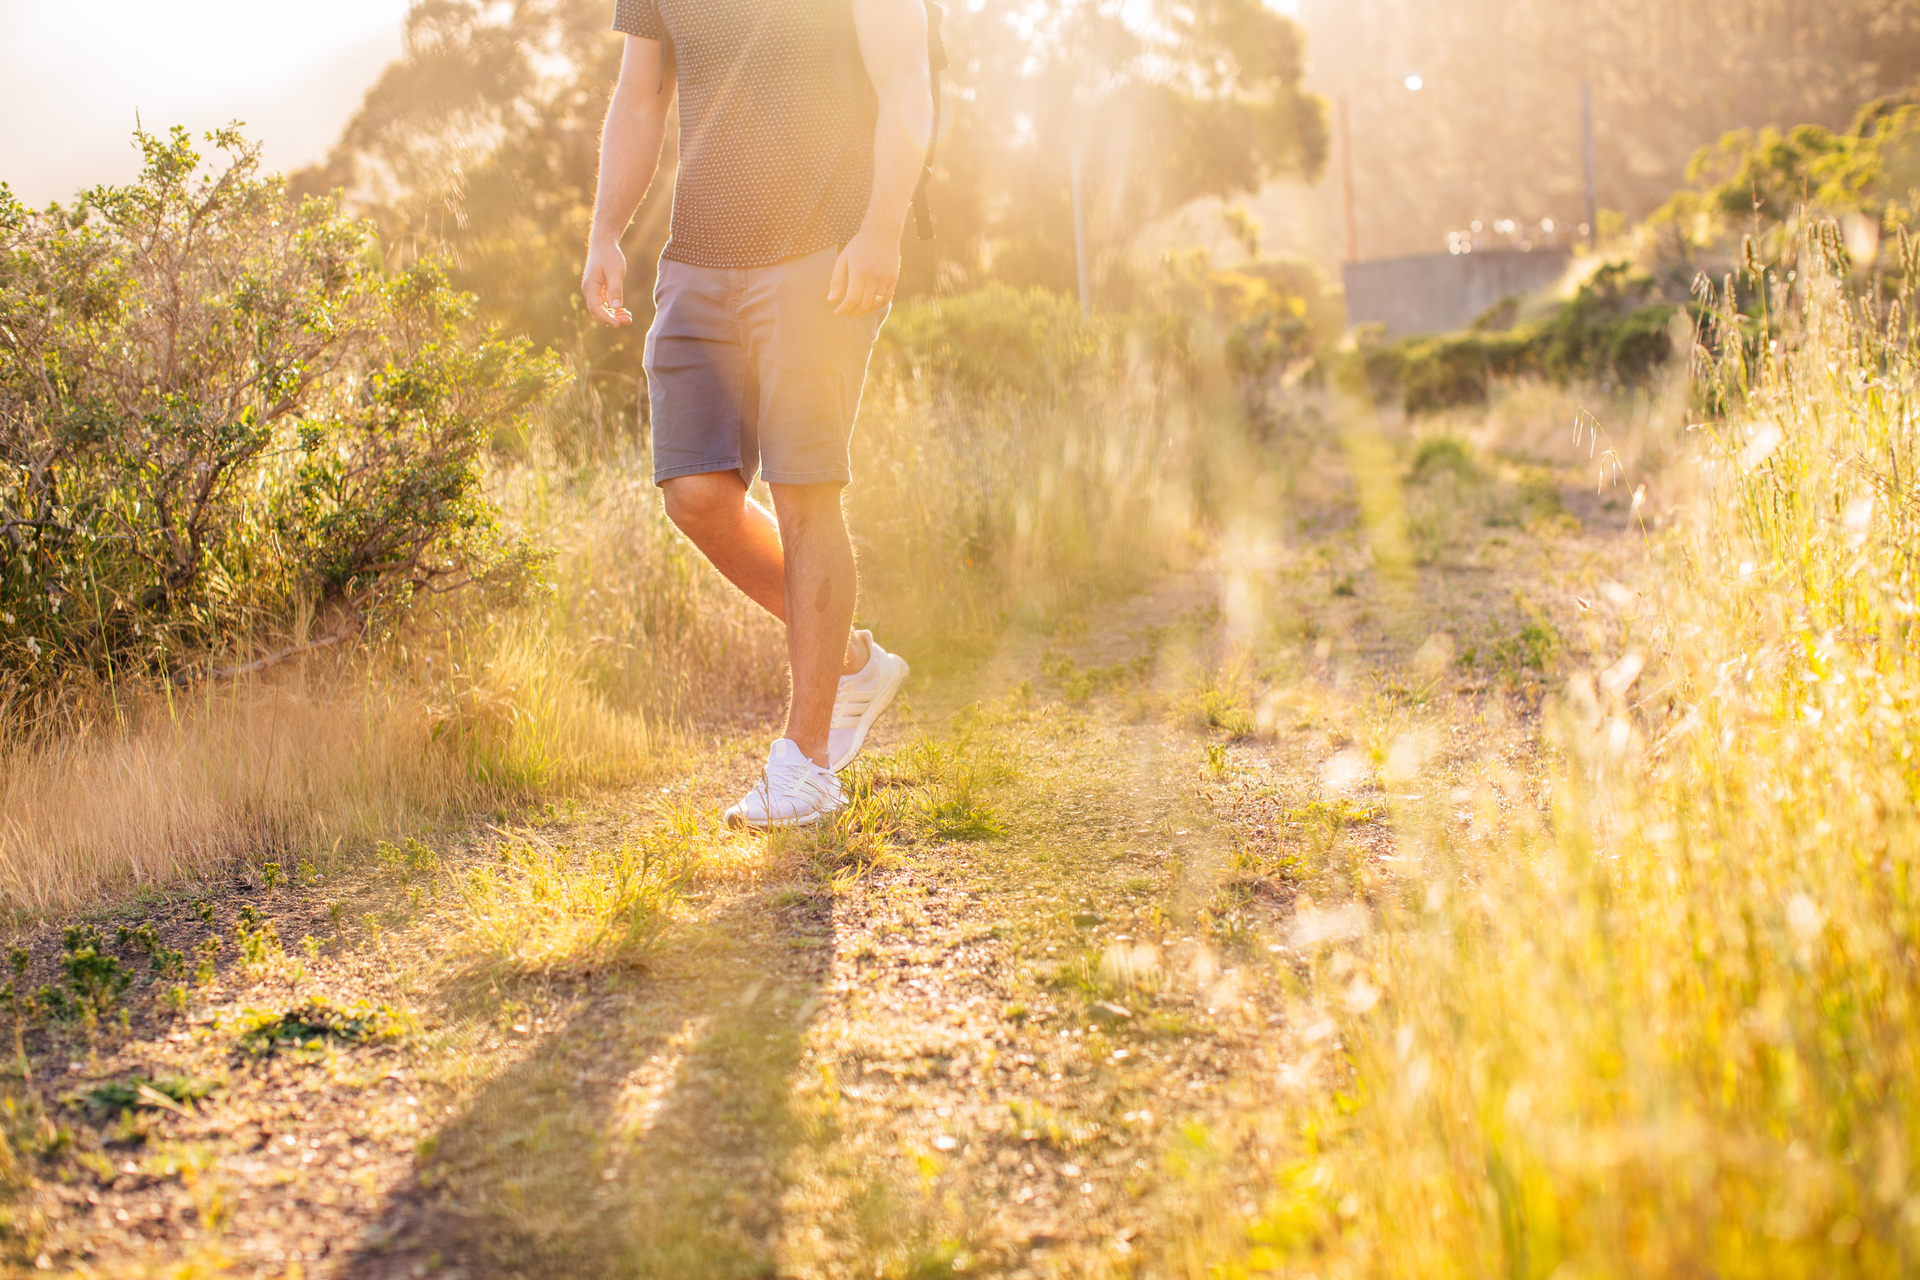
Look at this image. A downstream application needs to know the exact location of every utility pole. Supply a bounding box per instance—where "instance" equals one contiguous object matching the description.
[1338,94,1358,262]
[1581,81,1598,251]
[1070,146,1091,317]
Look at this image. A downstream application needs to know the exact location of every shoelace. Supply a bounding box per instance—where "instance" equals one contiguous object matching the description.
[750,758,843,816]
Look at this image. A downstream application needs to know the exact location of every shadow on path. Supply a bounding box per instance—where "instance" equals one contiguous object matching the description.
[345,885,836,1280]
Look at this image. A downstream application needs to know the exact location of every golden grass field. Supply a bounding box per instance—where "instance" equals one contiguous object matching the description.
[1,251,1916,1278]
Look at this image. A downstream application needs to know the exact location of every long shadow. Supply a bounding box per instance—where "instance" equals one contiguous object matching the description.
[343,884,836,1280]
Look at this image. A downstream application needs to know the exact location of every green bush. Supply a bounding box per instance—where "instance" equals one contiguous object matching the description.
[0,126,564,701]
[876,282,1130,397]
[1361,262,1682,414]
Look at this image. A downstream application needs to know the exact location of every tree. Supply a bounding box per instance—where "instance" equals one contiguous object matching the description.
[1298,0,1920,261]
[909,0,1328,298]
[293,1,647,378]
[301,0,1328,358]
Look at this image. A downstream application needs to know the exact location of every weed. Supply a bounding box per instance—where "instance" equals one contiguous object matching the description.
[1280,799,1379,829]
[1492,619,1561,674]
[1191,685,1257,738]
[233,906,282,974]
[1097,939,1166,996]
[192,934,221,987]
[1206,742,1230,776]
[73,1074,219,1116]
[811,774,905,873]
[0,1091,69,1188]
[1231,242,1920,1276]
[378,838,441,885]
[1,950,33,1079]
[1047,940,1163,1009]
[926,791,1006,841]
[1039,650,1146,706]
[117,923,185,980]
[1408,436,1483,485]
[238,998,407,1053]
[261,862,283,889]
[57,927,130,1033]
[108,1106,153,1147]
[1202,902,1254,950]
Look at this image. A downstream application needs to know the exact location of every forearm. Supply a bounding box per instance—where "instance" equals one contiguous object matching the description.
[859,70,932,241]
[590,102,668,247]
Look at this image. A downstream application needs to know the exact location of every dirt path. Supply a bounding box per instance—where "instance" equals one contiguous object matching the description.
[3,574,1311,1279]
[3,435,1643,1278]
[339,575,1303,1279]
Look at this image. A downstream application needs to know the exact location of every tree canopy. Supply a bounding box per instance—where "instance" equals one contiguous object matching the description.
[298,0,1328,376]
[1301,0,1920,259]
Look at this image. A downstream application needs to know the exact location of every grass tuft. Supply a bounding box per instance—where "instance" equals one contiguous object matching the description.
[237,998,407,1053]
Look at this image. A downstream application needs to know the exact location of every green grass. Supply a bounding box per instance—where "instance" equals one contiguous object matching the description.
[72,1074,220,1115]
[238,998,408,1052]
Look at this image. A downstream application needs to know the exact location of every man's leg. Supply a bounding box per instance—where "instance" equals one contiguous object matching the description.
[768,482,857,768]
[661,471,869,673]
[661,472,786,615]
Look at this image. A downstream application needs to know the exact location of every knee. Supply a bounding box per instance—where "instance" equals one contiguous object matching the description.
[661,474,745,537]
[768,481,846,530]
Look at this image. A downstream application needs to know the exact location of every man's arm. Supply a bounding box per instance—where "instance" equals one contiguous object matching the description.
[582,36,676,329]
[830,0,933,317]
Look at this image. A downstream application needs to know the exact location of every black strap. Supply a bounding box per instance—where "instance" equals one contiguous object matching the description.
[913,2,945,241]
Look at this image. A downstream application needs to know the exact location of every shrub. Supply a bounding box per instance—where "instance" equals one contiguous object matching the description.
[0,126,564,705]
[1644,101,1920,278]
[876,282,1114,397]
[1360,262,1683,414]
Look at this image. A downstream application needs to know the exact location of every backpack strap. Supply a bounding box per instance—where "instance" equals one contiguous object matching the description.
[912,1,946,241]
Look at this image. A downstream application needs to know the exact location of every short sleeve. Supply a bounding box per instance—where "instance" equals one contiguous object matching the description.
[613,0,666,39]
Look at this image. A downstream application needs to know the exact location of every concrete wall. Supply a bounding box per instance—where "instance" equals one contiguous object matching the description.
[1342,249,1572,337]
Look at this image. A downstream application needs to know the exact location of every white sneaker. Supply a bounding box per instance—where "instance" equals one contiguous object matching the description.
[829,631,910,772]
[725,739,846,829]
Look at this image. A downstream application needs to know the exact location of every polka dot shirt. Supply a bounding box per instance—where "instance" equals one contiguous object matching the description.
[614,0,877,269]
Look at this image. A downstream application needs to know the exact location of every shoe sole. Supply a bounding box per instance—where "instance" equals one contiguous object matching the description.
[829,651,910,772]
[725,807,838,831]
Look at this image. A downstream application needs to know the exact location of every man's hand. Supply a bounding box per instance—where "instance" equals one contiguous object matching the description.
[837,0,929,317]
[828,227,900,317]
[582,239,634,328]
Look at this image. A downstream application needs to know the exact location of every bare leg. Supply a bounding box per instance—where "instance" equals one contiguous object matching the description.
[661,472,869,673]
[768,481,858,767]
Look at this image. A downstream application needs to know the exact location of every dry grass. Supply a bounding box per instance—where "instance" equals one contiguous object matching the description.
[0,648,660,915]
[0,316,1219,918]
[1221,244,1920,1275]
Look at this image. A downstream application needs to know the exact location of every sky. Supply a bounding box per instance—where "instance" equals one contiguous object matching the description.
[0,0,412,206]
